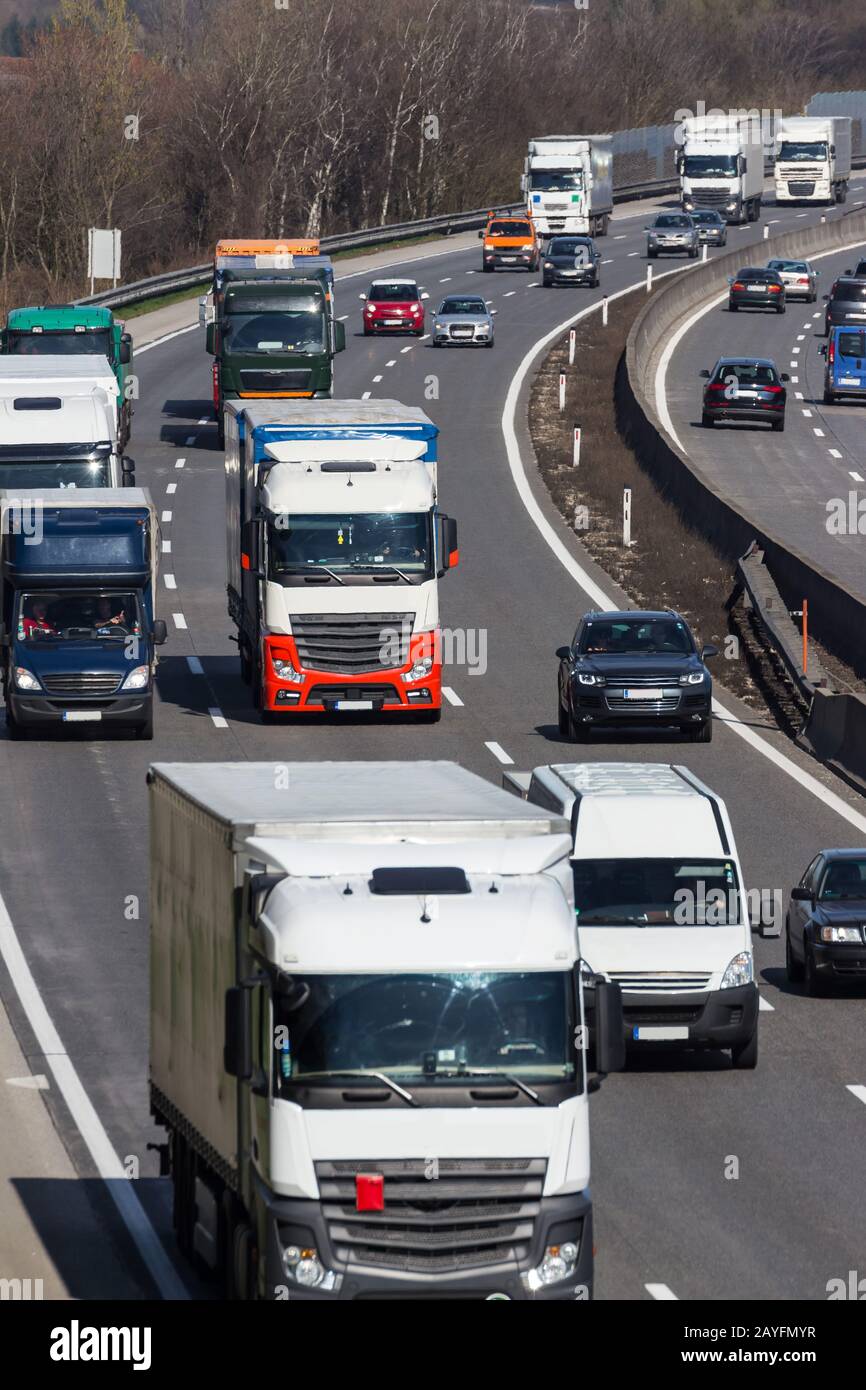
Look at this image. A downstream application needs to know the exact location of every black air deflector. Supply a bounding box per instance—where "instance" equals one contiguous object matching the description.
[319,460,376,472]
[370,867,470,896]
[14,397,62,410]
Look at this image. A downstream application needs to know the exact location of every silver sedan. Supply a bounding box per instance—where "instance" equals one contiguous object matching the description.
[431,296,494,347]
[765,258,819,302]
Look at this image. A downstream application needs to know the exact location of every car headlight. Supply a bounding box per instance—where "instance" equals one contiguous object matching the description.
[434,322,444,331]
[402,656,433,683]
[544,261,553,269]
[820,925,863,943]
[14,666,40,691]
[365,305,375,314]
[721,951,753,990]
[679,671,706,685]
[272,657,304,684]
[409,303,421,312]
[121,665,150,690]
[281,1244,341,1292]
[523,1242,580,1293]
[576,672,604,686]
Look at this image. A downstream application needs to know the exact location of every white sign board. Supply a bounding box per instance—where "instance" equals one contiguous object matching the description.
[87,227,122,290]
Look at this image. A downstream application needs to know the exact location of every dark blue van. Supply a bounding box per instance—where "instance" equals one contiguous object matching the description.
[822,326,866,403]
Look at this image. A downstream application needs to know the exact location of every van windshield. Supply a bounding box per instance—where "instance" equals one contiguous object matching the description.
[573,858,742,925]
[6,329,113,358]
[837,332,866,357]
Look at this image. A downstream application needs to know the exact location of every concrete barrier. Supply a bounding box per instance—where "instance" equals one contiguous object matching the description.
[799,689,866,796]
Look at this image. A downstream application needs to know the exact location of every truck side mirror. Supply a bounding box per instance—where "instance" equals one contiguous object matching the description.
[436,514,458,576]
[121,456,135,486]
[593,979,625,1075]
[333,319,346,354]
[241,518,261,575]
[224,986,252,1080]
[477,230,484,238]
[119,334,132,365]
[205,322,216,355]
[151,619,167,646]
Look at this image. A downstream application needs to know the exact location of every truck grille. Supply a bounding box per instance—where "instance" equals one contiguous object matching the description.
[41,673,121,696]
[315,1158,546,1274]
[787,181,816,196]
[610,971,711,994]
[290,613,411,673]
[691,189,730,207]
[239,368,313,392]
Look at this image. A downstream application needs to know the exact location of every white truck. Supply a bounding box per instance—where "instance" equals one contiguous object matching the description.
[504,762,765,1070]
[774,115,852,206]
[149,759,625,1300]
[0,355,133,489]
[678,115,764,223]
[522,135,613,238]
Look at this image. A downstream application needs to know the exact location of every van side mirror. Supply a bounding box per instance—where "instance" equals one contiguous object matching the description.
[224,986,252,1079]
[119,334,132,365]
[151,619,167,646]
[333,320,346,354]
[121,456,135,486]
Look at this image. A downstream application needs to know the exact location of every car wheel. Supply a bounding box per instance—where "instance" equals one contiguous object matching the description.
[558,689,570,736]
[363,326,371,336]
[729,301,738,311]
[5,709,24,740]
[823,388,835,405]
[482,263,492,272]
[689,247,698,259]
[804,945,827,997]
[785,923,804,982]
[730,1028,758,1069]
[776,303,786,314]
[592,276,599,288]
[701,411,714,428]
[647,249,657,259]
[772,417,785,433]
[542,277,552,287]
[485,339,494,348]
[690,720,712,743]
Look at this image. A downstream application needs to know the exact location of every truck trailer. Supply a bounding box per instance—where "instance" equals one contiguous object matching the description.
[774,115,852,206]
[0,359,134,490]
[678,115,764,223]
[148,759,625,1300]
[522,135,613,238]
[225,399,457,722]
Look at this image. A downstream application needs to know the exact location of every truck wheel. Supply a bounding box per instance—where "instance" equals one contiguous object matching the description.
[217,419,225,449]
[730,1027,758,1069]
[701,411,714,428]
[239,643,253,685]
[482,262,492,272]
[172,1133,195,1258]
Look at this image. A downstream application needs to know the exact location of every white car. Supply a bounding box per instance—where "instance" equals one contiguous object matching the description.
[765,258,819,302]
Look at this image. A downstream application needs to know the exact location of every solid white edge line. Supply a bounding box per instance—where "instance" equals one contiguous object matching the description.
[646,1283,678,1300]
[502,269,866,838]
[0,897,189,1298]
[442,686,464,707]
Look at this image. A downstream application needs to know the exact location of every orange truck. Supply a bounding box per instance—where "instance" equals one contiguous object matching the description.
[479,214,540,272]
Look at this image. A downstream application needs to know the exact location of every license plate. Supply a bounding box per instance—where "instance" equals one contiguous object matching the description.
[452,329,473,336]
[500,256,516,263]
[63,710,102,722]
[622,687,663,700]
[839,376,861,385]
[847,312,866,319]
[748,284,766,291]
[633,1025,689,1041]
[383,319,402,325]
[335,700,373,710]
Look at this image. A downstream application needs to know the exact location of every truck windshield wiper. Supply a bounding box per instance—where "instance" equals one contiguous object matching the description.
[442,1069,543,1105]
[351,563,413,583]
[290,1069,418,1106]
[278,564,345,585]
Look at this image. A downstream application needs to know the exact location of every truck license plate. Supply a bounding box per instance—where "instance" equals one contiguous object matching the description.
[633,1025,689,1040]
[63,710,102,722]
[335,700,373,710]
[623,688,663,700]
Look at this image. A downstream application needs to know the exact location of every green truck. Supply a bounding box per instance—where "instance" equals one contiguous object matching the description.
[0,305,134,449]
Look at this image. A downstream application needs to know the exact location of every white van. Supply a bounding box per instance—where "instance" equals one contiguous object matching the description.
[505,762,761,1068]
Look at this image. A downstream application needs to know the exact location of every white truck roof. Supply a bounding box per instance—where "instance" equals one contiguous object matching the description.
[776,115,851,138]
[0,392,114,446]
[263,438,428,465]
[0,354,116,393]
[262,457,434,514]
[0,486,151,510]
[227,399,435,431]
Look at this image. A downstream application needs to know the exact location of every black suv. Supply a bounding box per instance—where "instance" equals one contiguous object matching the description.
[823,276,866,335]
[786,849,866,995]
[556,610,717,743]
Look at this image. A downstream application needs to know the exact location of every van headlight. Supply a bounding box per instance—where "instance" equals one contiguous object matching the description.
[15,667,40,690]
[721,951,753,989]
[522,1241,580,1292]
[122,665,150,690]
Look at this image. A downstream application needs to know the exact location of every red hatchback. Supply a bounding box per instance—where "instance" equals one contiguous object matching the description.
[360,278,428,335]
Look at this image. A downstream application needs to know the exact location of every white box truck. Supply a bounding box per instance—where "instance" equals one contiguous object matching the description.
[522,135,613,238]
[678,115,764,223]
[149,760,625,1300]
[504,762,766,1069]
[775,115,852,205]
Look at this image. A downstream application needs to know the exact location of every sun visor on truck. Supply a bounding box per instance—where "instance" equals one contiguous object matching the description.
[263,439,428,466]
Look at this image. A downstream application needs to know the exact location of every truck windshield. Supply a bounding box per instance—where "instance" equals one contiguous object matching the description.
[223,311,325,354]
[6,330,113,358]
[529,171,582,191]
[778,141,827,162]
[683,155,738,177]
[0,459,111,488]
[16,590,141,642]
[573,858,741,925]
[273,970,575,1089]
[268,512,432,579]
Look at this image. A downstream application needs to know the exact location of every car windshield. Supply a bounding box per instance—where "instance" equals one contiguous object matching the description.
[837,332,866,357]
[369,284,418,302]
[16,590,140,643]
[655,216,691,228]
[223,310,325,354]
[529,171,582,191]
[440,299,485,315]
[574,858,741,926]
[6,329,113,358]
[691,212,722,224]
[768,261,808,273]
[777,141,827,162]
[272,970,575,1087]
[713,363,778,385]
[683,155,738,177]
[0,459,111,488]
[549,239,593,255]
[833,283,866,301]
[487,222,531,237]
[818,859,866,900]
[268,511,432,578]
[578,617,693,655]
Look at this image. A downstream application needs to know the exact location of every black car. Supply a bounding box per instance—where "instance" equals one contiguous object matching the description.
[844,260,866,279]
[786,850,866,995]
[700,356,789,431]
[823,276,866,335]
[728,267,786,313]
[556,609,717,743]
[541,235,600,287]
[689,210,727,247]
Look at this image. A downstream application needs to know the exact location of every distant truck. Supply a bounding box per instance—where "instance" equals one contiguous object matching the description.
[204,240,346,447]
[1,305,134,449]
[0,488,165,739]
[522,135,613,238]
[678,115,764,223]
[774,115,852,206]
[149,758,625,1300]
[0,359,134,490]
[224,399,456,722]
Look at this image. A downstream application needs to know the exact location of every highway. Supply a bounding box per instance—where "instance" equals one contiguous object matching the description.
[3,184,866,1302]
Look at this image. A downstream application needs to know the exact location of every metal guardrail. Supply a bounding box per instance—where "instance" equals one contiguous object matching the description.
[735,543,834,701]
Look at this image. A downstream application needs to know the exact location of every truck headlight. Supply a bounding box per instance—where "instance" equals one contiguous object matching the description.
[281,1244,341,1292]
[402,656,433,683]
[523,1242,580,1292]
[14,667,40,690]
[820,925,862,943]
[679,671,705,685]
[272,657,304,684]
[122,665,150,690]
[521,244,534,251]
[721,951,753,989]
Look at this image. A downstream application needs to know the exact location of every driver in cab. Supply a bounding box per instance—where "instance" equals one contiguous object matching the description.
[20,597,57,638]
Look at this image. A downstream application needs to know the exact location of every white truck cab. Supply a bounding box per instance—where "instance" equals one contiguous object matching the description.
[0,354,131,488]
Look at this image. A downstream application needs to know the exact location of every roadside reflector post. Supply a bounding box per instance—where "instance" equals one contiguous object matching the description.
[820,214,826,224]
[559,372,566,412]
[602,296,608,326]
[623,487,633,546]
[702,243,708,261]
[568,328,576,365]
[763,224,769,240]
[573,427,581,467]
[646,265,652,292]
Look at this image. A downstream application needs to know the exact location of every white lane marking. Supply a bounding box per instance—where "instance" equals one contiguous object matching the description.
[646,1284,678,1300]
[792,347,800,354]
[362,390,371,399]
[801,409,812,417]
[758,996,775,1013]
[850,471,864,482]
[797,334,805,341]
[802,323,812,329]
[0,895,189,1299]
[829,449,843,459]
[386,359,396,367]
[813,311,821,317]
[767,219,780,224]
[814,428,825,437]
[613,234,627,240]
[796,213,808,218]
[372,375,382,383]
[7,1073,49,1089]
[602,259,613,264]
[162,540,171,553]
[627,251,639,257]
[505,278,866,839]
[135,324,198,354]
[197,416,209,424]
[466,269,477,274]
[440,277,452,282]
[401,345,413,353]
[166,482,177,494]
[795,391,804,400]
[164,574,177,589]
[847,1085,866,1105]
[419,333,430,340]
[208,707,228,729]
[161,510,172,522]
[791,376,798,383]
[172,612,187,629]
[503,291,516,297]
[186,656,204,676]
[338,314,348,321]
[790,361,798,368]
[442,686,464,707]
[175,458,185,468]
[485,741,513,765]
[185,435,196,446]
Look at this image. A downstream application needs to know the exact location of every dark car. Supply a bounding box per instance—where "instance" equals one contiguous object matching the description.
[728,267,786,313]
[700,356,789,431]
[689,209,727,246]
[556,609,717,743]
[541,235,601,287]
[823,276,866,335]
[844,260,866,279]
[786,850,866,995]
